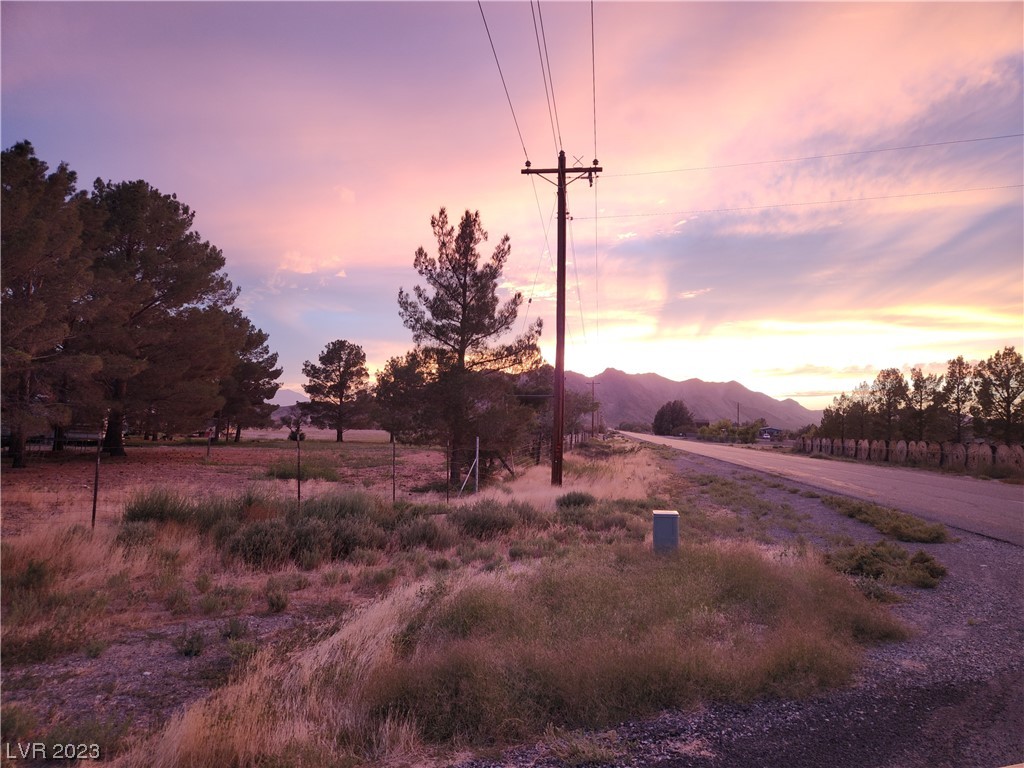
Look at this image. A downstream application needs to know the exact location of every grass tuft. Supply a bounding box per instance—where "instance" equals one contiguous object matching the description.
[821,496,948,543]
[826,540,947,588]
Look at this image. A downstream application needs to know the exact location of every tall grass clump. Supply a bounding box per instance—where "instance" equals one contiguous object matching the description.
[826,540,947,588]
[821,496,948,543]
[449,498,547,540]
[1,526,116,663]
[123,489,195,525]
[361,542,907,745]
[555,491,597,509]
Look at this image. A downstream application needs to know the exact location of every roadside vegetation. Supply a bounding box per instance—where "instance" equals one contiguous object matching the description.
[820,496,949,543]
[1,437,948,767]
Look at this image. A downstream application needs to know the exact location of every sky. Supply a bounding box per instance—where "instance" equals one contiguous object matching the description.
[3,1,1022,411]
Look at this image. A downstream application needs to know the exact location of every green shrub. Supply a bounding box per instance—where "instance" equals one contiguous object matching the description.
[556,491,597,509]
[396,516,458,551]
[226,520,295,569]
[330,518,389,559]
[291,517,331,570]
[825,540,947,588]
[449,499,533,539]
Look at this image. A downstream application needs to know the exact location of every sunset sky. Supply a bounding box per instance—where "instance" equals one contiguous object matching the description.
[3,1,1021,410]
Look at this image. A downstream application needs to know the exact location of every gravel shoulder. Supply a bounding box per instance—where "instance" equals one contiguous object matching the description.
[454,448,1024,768]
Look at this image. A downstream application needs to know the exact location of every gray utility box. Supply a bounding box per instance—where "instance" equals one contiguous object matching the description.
[653,510,679,553]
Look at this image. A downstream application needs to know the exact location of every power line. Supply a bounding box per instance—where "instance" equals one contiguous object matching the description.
[574,184,1024,220]
[606,133,1024,177]
[531,0,562,152]
[590,0,598,163]
[477,0,530,163]
[566,200,587,342]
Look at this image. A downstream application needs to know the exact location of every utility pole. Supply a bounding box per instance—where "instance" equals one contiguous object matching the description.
[523,151,602,485]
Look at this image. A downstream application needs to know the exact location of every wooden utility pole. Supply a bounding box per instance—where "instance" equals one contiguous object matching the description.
[523,151,602,485]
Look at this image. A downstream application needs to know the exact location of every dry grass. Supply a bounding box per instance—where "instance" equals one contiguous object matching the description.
[2,436,925,767]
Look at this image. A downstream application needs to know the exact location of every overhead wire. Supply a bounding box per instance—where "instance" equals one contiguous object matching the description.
[531,0,562,152]
[574,183,1024,220]
[566,193,588,342]
[589,0,600,345]
[605,133,1024,177]
[477,0,530,164]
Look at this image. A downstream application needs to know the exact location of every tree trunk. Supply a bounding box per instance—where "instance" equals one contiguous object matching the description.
[52,425,67,453]
[103,410,127,456]
[104,380,128,457]
[9,428,27,469]
[234,424,242,443]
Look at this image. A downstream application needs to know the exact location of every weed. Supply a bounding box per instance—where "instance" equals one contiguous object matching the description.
[85,637,109,658]
[124,488,193,525]
[826,540,947,588]
[265,589,288,613]
[821,496,948,543]
[172,627,205,657]
[544,725,623,766]
[164,586,191,615]
[556,491,597,509]
[1,703,38,742]
[44,715,130,759]
[222,617,252,640]
[227,639,259,670]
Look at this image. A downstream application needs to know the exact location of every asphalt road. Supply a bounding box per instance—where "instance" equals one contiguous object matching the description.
[621,432,1024,547]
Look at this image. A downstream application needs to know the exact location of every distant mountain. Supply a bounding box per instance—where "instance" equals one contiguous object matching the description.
[565,368,821,431]
[271,388,309,406]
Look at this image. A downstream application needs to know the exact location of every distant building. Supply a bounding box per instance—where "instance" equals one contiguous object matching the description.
[758,427,784,441]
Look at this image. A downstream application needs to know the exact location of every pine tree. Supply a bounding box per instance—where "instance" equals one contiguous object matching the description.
[397,208,542,482]
[301,339,370,442]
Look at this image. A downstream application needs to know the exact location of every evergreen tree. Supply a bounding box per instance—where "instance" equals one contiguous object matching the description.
[941,356,975,443]
[216,311,282,442]
[973,346,1024,443]
[819,392,852,441]
[1,142,96,467]
[300,339,370,442]
[75,178,238,455]
[397,207,542,482]
[905,367,943,442]
[870,368,909,442]
[653,400,695,436]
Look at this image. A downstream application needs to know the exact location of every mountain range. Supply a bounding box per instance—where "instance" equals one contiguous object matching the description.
[565,368,821,431]
[270,371,822,431]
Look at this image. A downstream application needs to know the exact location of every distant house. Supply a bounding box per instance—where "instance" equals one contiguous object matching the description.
[758,427,784,441]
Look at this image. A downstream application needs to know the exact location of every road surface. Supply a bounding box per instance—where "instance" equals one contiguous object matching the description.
[622,432,1024,547]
